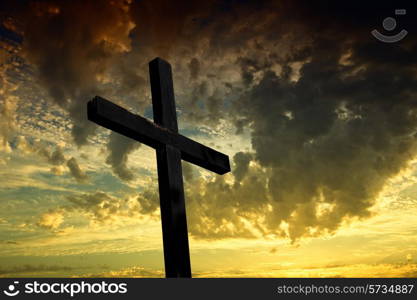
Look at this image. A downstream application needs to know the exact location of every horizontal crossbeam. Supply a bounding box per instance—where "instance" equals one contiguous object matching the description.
[88,96,230,175]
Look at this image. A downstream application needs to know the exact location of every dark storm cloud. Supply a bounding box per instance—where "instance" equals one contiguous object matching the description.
[233,152,252,185]
[14,0,135,146]
[126,0,417,241]
[66,157,88,183]
[188,58,200,80]
[66,192,115,220]
[128,0,216,57]
[4,0,417,242]
[49,147,66,165]
[236,59,417,240]
[136,189,159,215]
[105,132,140,181]
[1,0,146,182]
[226,0,417,240]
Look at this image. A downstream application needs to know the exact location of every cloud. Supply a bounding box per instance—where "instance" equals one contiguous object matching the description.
[182,162,195,182]
[14,137,88,183]
[4,0,417,244]
[188,57,200,80]
[227,4,417,240]
[105,132,140,181]
[2,1,146,187]
[167,1,417,242]
[33,192,124,232]
[136,189,159,215]
[66,157,88,183]
[194,263,417,278]
[37,210,64,230]
[66,192,116,223]
[130,0,417,242]
[49,147,66,165]
[0,264,76,276]
[6,0,136,146]
[233,152,252,185]
[0,78,17,153]
[59,190,158,226]
[0,20,22,153]
[84,266,163,278]
[184,164,270,240]
[50,165,65,175]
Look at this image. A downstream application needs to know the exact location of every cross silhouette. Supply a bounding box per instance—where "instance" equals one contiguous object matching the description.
[87,58,231,278]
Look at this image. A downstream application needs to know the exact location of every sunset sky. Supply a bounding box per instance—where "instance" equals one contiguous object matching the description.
[1,0,417,277]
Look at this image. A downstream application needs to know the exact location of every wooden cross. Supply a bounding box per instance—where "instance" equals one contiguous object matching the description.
[87,58,231,278]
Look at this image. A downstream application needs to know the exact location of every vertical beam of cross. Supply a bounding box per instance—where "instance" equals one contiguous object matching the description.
[149,58,191,278]
[87,58,230,278]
